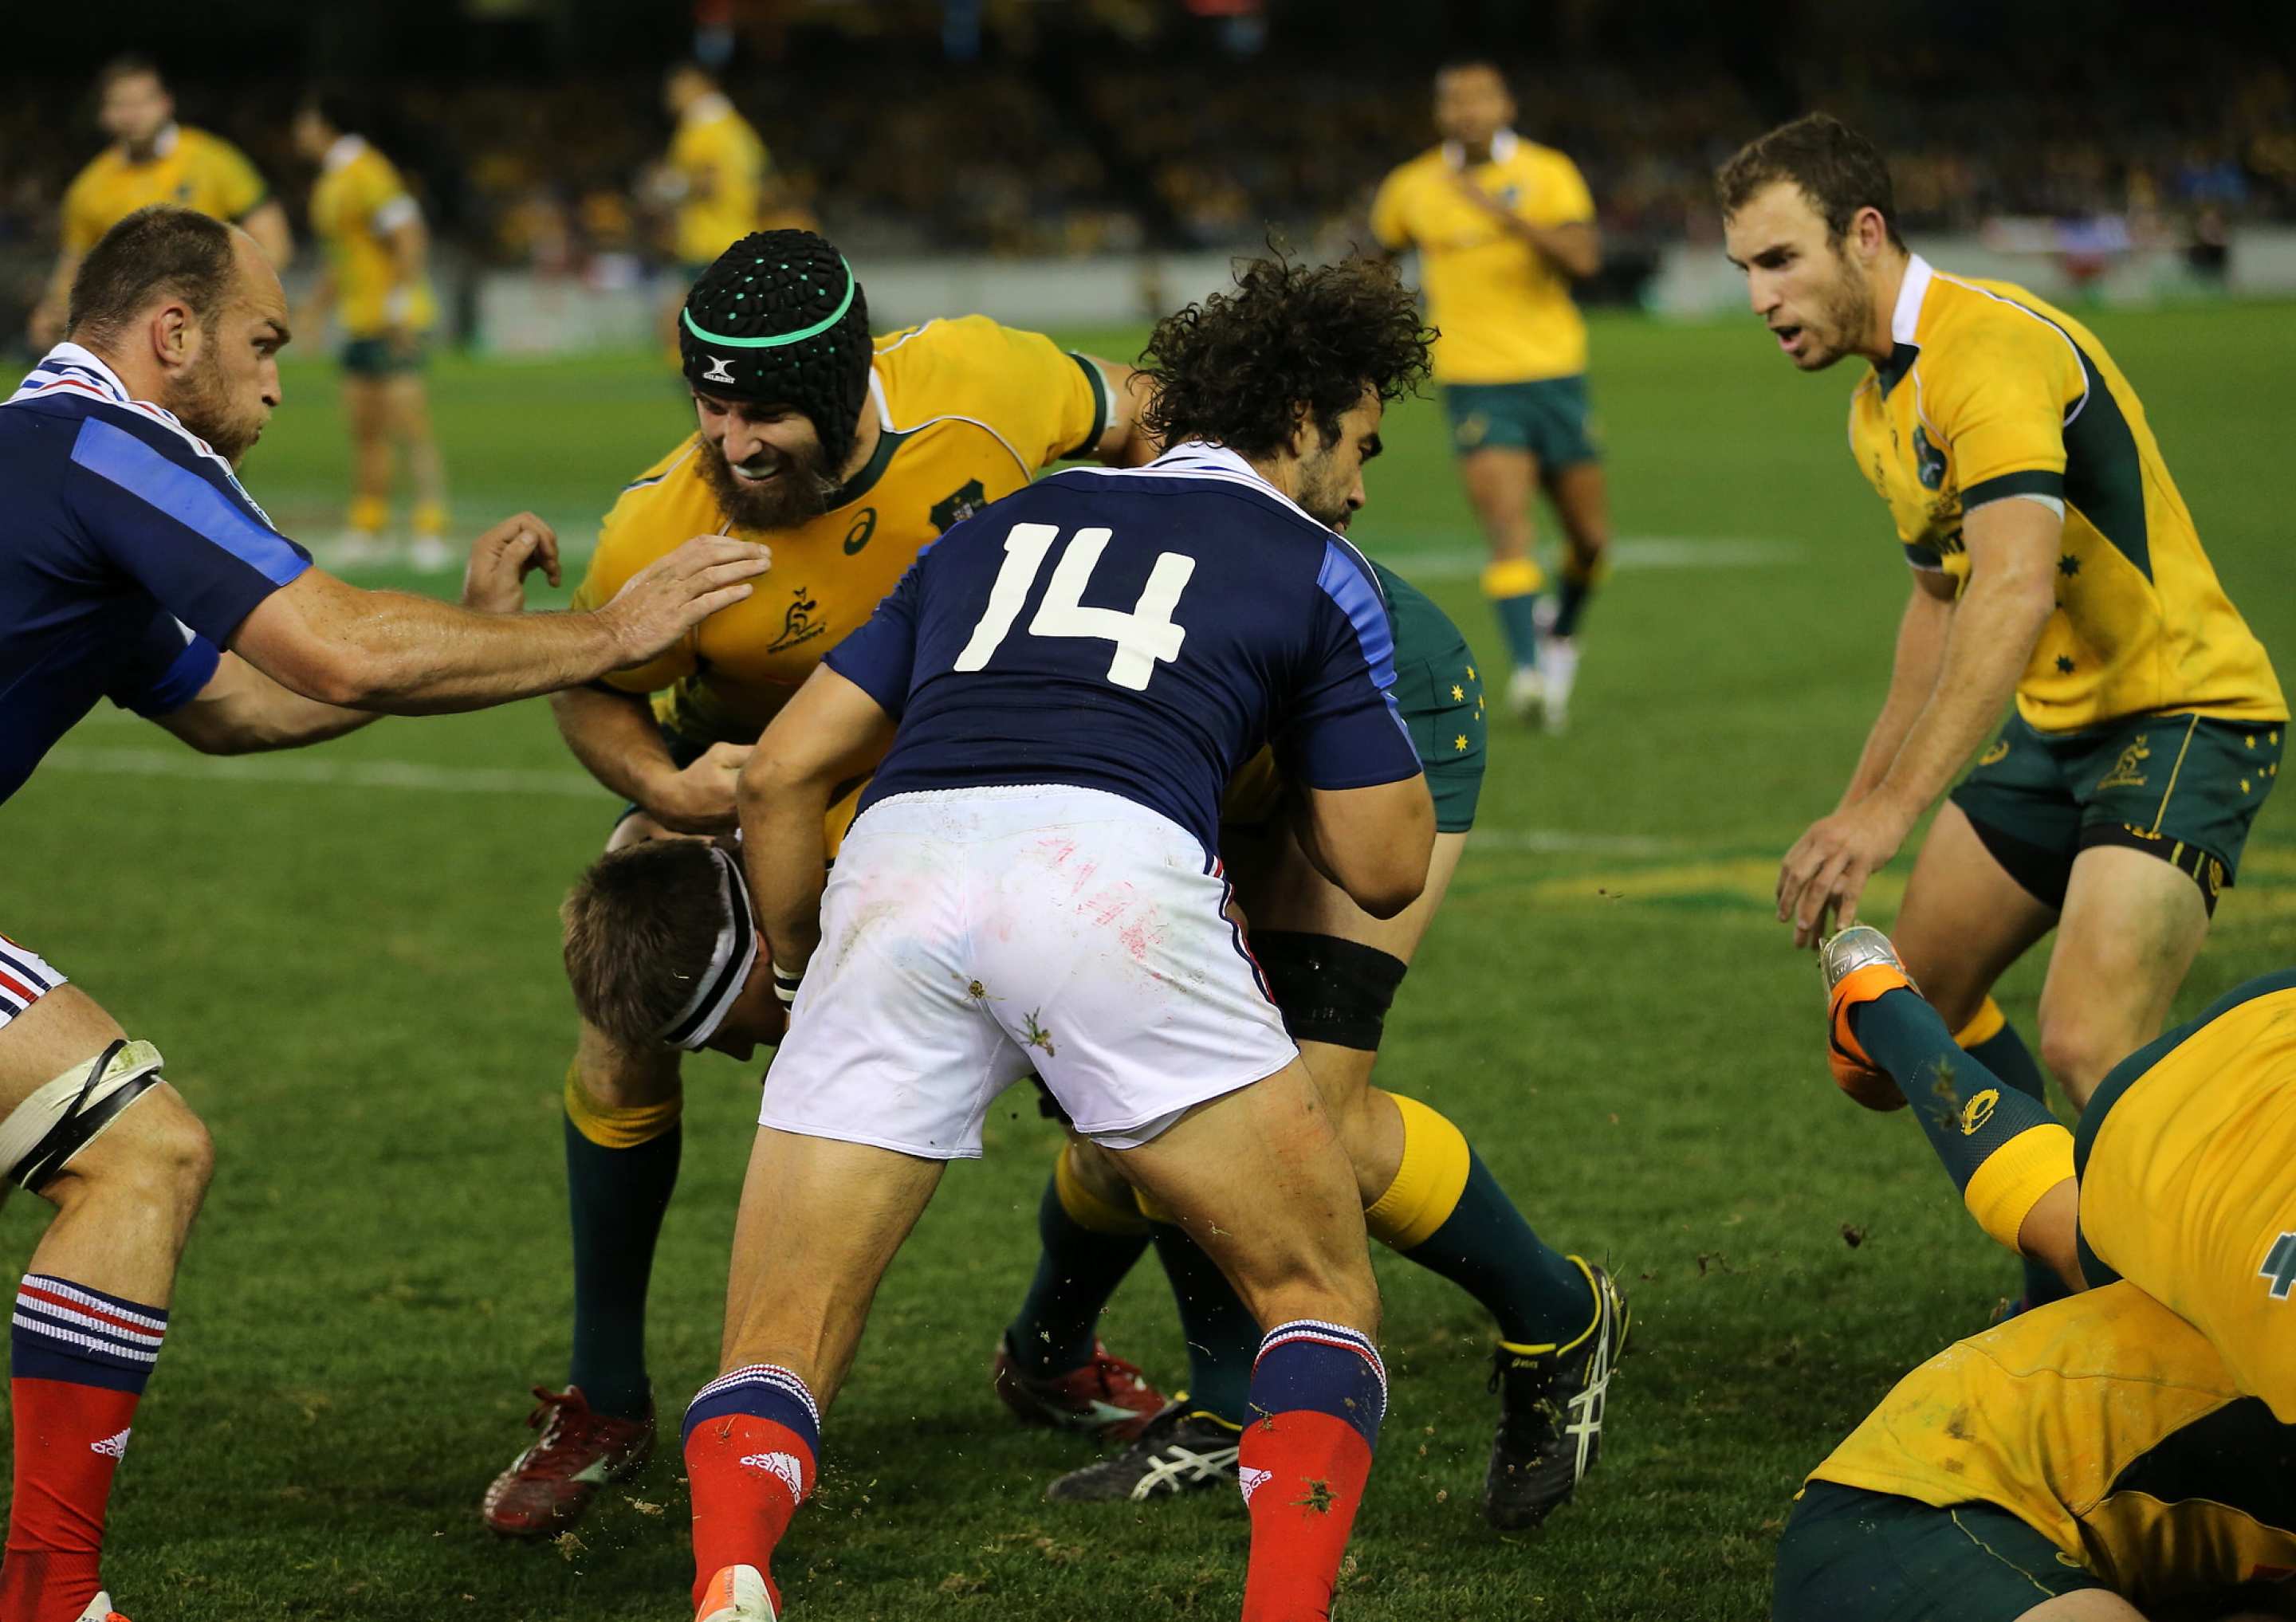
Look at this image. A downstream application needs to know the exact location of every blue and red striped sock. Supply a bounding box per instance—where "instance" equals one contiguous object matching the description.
[682,1364,820,1614]
[1238,1320,1386,1622]
[1,1273,168,1622]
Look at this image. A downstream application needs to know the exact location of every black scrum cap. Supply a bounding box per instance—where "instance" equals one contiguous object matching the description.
[679,230,873,475]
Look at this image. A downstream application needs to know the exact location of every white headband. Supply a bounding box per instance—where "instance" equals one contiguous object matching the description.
[655,846,761,1051]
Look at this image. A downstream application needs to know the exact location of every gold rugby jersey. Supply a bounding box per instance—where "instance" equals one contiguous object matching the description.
[668,95,770,267]
[308,135,436,340]
[61,124,269,253]
[1810,1282,2296,1608]
[1370,132,1594,384]
[570,316,1111,743]
[1850,254,2282,732]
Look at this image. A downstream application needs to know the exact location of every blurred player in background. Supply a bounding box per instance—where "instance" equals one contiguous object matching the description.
[0,204,765,1622]
[649,64,788,348]
[478,229,1159,1540]
[290,92,452,571]
[686,252,1440,1622]
[28,57,293,349]
[1371,61,1610,732]
[1724,115,2285,1314]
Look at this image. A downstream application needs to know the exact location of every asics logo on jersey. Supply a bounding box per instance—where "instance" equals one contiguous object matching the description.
[702,355,737,385]
[1960,1090,1998,1136]
[1237,1465,1272,1506]
[90,1428,132,1459]
[738,1450,808,1498]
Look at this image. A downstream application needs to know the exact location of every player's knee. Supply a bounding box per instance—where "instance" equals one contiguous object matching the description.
[81,1094,213,1218]
[134,1093,215,1204]
[0,1039,197,1202]
[2036,1015,2119,1106]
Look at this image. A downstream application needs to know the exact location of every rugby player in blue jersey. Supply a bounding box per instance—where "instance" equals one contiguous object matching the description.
[0,204,766,1622]
[677,257,1434,1622]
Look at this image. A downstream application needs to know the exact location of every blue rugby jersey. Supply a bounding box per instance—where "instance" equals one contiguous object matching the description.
[825,442,1423,854]
[0,345,311,804]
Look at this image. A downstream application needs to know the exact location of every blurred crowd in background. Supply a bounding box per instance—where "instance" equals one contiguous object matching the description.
[0,0,2289,312]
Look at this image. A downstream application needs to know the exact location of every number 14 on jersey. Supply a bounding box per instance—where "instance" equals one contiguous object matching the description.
[954,523,1196,692]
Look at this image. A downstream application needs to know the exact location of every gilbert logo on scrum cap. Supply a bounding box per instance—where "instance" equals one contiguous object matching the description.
[702,354,737,385]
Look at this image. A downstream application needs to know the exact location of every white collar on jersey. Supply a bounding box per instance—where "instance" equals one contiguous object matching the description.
[1063,440,1329,532]
[1148,441,1260,481]
[1442,128,1519,170]
[1891,253,1935,347]
[21,343,131,402]
[322,133,368,175]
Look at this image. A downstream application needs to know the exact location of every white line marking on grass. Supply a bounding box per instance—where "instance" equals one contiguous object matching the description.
[41,747,1703,857]
[45,746,606,799]
[1386,539,1802,581]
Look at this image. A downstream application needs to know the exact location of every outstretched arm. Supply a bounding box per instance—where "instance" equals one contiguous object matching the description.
[230,530,769,713]
[151,650,375,753]
[153,512,588,752]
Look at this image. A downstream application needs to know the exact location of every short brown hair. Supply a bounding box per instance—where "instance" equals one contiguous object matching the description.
[66,205,239,348]
[95,54,163,96]
[1140,254,1433,459]
[1716,112,1906,251]
[562,841,729,1049]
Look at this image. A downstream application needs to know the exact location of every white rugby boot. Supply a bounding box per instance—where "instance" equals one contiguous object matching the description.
[695,1563,776,1621]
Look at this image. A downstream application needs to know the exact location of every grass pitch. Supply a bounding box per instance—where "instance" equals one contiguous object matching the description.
[8,300,2295,1620]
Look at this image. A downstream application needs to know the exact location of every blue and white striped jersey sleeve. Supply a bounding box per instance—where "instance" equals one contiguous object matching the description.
[1274,538,1423,791]
[62,403,311,646]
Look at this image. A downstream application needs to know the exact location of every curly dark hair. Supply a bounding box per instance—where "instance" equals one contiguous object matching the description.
[1138,255,1433,460]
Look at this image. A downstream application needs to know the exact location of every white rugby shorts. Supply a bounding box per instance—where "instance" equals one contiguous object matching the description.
[760,785,1297,1158]
[0,933,65,1033]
